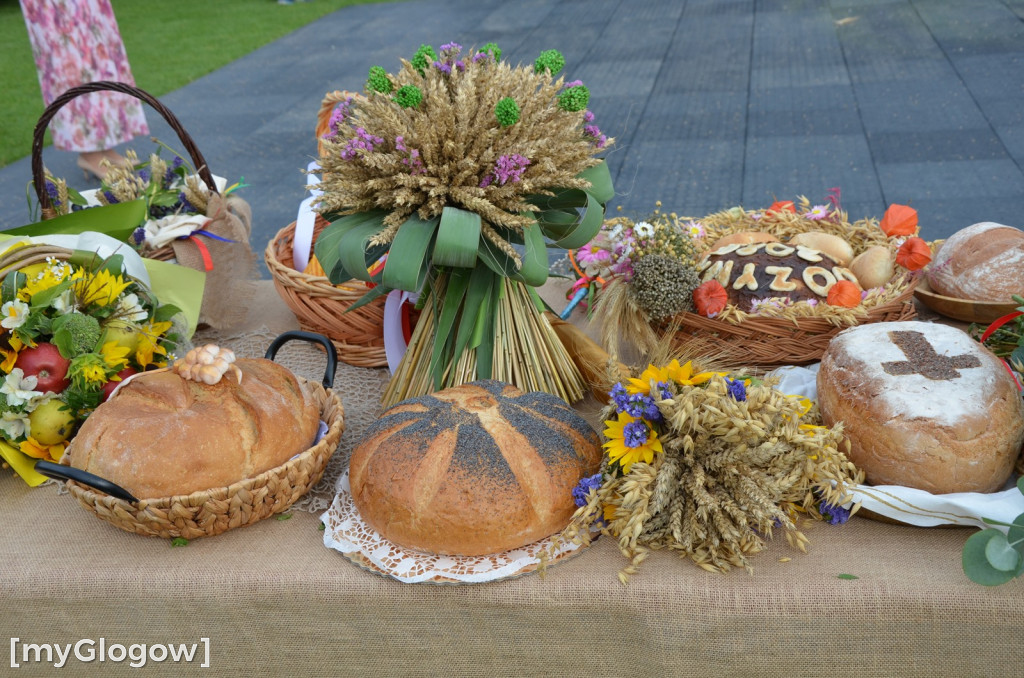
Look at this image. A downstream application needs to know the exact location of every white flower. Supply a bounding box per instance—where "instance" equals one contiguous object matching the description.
[0,410,30,440]
[633,221,655,239]
[607,224,624,240]
[51,288,77,314]
[116,293,149,323]
[1,368,43,408]
[1,300,29,330]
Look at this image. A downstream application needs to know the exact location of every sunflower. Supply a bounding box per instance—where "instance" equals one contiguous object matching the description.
[72,269,132,308]
[626,359,721,395]
[603,413,663,473]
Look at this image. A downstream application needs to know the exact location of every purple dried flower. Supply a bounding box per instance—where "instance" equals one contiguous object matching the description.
[480,153,530,188]
[819,501,852,525]
[656,381,672,400]
[138,168,151,183]
[323,97,354,140]
[725,378,747,402]
[572,472,603,507]
[623,393,662,422]
[102,190,119,205]
[472,51,492,64]
[622,421,650,448]
[564,80,583,89]
[178,191,196,213]
[340,127,385,160]
[131,226,146,245]
[609,383,629,411]
[583,110,595,123]
[434,60,452,75]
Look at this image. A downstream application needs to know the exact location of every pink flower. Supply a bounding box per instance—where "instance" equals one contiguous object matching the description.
[805,204,829,220]
[576,246,611,267]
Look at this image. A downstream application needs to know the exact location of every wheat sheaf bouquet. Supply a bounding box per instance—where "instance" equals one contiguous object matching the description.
[314,43,614,406]
[548,358,864,581]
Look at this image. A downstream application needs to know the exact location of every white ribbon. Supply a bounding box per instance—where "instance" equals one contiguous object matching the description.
[293,161,323,272]
[384,290,418,373]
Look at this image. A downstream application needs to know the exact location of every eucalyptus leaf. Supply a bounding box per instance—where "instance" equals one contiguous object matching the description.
[1005,512,1024,550]
[433,207,481,268]
[963,529,1022,586]
[984,533,1021,571]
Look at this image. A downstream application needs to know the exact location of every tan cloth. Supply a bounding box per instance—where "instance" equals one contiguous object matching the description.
[1,282,1021,676]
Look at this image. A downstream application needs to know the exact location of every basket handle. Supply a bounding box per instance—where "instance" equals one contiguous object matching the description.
[31,80,218,219]
[264,331,338,390]
[34,459,139,504]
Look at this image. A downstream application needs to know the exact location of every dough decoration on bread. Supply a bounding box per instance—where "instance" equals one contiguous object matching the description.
[173,344,243,385]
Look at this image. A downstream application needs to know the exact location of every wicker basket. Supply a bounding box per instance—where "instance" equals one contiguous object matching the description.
[265,218,390,367]
[60,378,345,539]
[661,207,920,368]
[315,90,362,158]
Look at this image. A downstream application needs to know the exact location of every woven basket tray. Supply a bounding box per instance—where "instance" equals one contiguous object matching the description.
[60,379,345,539]
[265,218,389,367]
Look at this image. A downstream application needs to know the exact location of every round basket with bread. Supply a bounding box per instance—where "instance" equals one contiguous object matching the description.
[37,332,345,539]
[589,198,927,368]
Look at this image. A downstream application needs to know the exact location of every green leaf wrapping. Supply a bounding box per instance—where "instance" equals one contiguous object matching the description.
[430,270,471,389]
[314,210,387,284]
[7,199,148,241]
[451,266,495,377]
[433,207,481,268]
[382,214,441,291]
[577,161,615,204]
[509,220,548,287]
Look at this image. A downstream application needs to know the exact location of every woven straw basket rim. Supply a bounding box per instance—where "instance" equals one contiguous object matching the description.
[61,378,345,539]
[265,220,389,367]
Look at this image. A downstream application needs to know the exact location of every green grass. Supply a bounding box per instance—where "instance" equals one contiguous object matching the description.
[0,0,395,167]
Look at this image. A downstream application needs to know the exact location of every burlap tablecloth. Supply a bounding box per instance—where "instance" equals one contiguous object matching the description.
[2,282,1022,677]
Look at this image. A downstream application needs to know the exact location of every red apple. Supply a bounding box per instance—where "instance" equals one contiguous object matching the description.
[14,343,71,394]
[101,367,138,401]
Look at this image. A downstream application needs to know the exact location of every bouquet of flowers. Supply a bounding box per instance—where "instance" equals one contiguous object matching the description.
[0,242,182,479]
[314,42,615,406]
[551,359,863,580]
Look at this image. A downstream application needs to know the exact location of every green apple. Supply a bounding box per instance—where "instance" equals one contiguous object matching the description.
[29,399,77,445]
[101,319,140,354]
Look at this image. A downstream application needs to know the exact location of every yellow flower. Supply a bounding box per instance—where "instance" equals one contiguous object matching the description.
[603,413,663,473]
[20,259,73,301]
[0,346,18,373]
[135,320,172,368]
[626,359,721,395]
[72,268,131,308]
[20,437,65,462]
[80,363,107,385]
[100,340,131,372]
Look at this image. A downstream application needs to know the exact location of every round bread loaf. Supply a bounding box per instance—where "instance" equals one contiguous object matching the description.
[817,321,1024,494]
[927,222,1024,301]
[788,232,855,266]
[349,380,601,556]
[849,245,894,289]
[68,358,321,498]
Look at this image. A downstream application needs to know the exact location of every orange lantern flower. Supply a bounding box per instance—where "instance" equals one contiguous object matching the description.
[767,200,796,214]
[880,204,918,237]
[895,237,931,271]
[693,280,729,317]
[826,280,862,308]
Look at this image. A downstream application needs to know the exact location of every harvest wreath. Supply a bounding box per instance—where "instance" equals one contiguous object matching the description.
[585,197,928,367]
[312,42,615,407]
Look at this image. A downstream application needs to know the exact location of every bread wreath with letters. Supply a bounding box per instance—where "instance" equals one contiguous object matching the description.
[67,358,321,498]
[349,380,601,556]
[817,321,1024,494]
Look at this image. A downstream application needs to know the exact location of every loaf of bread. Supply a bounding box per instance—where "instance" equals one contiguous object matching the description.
[68,358,321,498]
[697,241,860,309]
[788,232,855,266]
[817,321,1024,494]
[849,245,895,289]
[927,222,1024,301]
[349,380,602,556]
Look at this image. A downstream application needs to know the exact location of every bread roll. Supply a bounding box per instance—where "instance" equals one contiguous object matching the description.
[927,222,1024,301]
[349,380,601,556]
[708,231,778,252]
[68,359,321,498]
[788,232,855,266]
[817,321,1024,494]
[850,245,895,289]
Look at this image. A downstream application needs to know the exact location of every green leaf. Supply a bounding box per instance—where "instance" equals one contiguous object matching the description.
[1005,513,1024,550]
[319,522,326,531]
[509,219,549,287]
[346,284,391,313]
[1019,477,1024,496]
[984,533,1021,571]
[338,217,392,283]
[2,271,25,304]
[313,210,387,284]
[578,160,615,204]
[475,279,500,379]
[539,190,605,249]
[7,199,148,242]
[170,537,189,547]
[28,279,72,310]
[429,271,471,389]
[153,303,183,325]
[276,512,293,521]
[836,573,859,580]
[381,214,441,292]
[433,207,481,269]
[963,529,1023,586]
[451,267,495,375]
[1009,346,1024,372]
[477,237,519,279]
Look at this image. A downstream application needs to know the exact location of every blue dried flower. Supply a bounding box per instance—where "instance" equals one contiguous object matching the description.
[131,226,146,245]
[819,501,852,525]
[572,473,603,507]
[726,378,747,402]
[622,420,649,448]
[609,383,630,412]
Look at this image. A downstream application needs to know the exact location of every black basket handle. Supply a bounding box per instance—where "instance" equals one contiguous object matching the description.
[34,460,139,504]
[264,331,338,389]
[31,80,218,219]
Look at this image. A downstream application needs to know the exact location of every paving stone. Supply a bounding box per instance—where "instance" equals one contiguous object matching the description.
[853,79,991,133]
[635,91,747,141]
[748,84,862,136]
[867,129,1011,164]
[877,159,1024,202]
[898,198,1024,239]
[994,125,1024,164]
[743,134,883,206]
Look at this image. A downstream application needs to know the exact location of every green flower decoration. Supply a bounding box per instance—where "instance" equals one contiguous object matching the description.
[367,65,393,94]
[411,44,438,75]
[494,97,520,127]
[479,42,501,62]
[393,85,424,109]
[558,85,590,112]
[534,49,565,75]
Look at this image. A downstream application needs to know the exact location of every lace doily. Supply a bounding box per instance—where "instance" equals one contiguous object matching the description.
[322,472,590,584]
